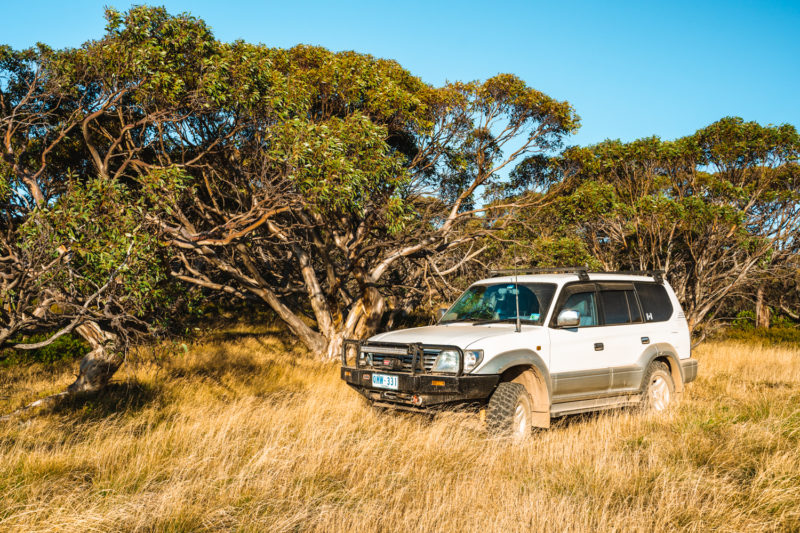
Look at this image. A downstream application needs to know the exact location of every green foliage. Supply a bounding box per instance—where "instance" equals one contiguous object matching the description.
[553,180,618,225]
[271,115,411,225]
[434,74,579,209]
[526,238,603,269]
[0,169,10,201]
[723,326,800,346]
[99,6,220,103]
[485,116,800,335]
[20,176,173,322]
[0,333,87,366]
[731,310,756,330]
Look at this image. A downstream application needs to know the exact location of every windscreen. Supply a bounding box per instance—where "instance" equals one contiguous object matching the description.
[441,283,556,325]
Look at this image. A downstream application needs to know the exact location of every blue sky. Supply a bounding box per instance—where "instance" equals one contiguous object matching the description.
[2,0,798,147]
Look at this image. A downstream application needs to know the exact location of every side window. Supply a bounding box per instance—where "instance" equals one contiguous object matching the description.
[634,283,673,322]
[561,292,598,327]
[600,290,630,325]
[626,290,643,323]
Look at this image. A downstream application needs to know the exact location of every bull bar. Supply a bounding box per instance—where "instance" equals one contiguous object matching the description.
[342,339,465,375]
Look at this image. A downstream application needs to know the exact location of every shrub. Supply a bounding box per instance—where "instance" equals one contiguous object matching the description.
[0,333,88,366]
[723,326,800,346]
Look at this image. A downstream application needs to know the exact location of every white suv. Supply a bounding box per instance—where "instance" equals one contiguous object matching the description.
[341,268,698,440]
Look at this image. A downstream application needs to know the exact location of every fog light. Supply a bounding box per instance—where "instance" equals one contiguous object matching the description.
[412,395,423,406]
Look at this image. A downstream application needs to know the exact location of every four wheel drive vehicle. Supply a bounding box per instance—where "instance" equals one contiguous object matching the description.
[340,268,699,440]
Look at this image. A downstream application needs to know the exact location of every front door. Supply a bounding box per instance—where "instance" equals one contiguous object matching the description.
[547,283,611,399]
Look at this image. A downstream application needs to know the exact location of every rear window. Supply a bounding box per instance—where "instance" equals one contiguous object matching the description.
[634,283,673,322]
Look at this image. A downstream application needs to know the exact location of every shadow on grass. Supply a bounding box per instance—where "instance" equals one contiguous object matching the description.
[170,346,265,381]
[199,327,300,352]
[47,381,163,422]
[203,330,275,343]
[369,401,626,432]
[373,402,645,440]
[549,406,646,430]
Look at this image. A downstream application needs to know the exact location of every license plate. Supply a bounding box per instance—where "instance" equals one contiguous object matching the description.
[371,373,399,390]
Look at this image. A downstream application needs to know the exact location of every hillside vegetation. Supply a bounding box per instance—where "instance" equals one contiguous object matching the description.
[1,326,799,532]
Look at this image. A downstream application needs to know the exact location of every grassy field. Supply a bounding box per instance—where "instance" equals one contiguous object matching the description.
[1,324,799,532]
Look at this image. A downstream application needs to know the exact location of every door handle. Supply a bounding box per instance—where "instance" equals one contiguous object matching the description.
[594,342,604,351]
[641,337,650,344]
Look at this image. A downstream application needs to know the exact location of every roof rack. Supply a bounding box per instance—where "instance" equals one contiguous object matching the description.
[490,267,590,281]
[488,267,665,284]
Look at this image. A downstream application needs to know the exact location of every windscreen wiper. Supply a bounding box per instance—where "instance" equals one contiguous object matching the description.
[439,311,490,324]
[472,318,538,326]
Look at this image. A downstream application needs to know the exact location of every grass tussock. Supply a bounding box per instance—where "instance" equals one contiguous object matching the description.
[1,326,800,532]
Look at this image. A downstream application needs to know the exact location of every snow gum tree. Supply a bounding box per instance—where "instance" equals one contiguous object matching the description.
[2,6,581,379]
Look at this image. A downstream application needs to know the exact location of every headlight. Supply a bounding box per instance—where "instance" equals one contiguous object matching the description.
[463,349,483,372]
[432,350,460,373]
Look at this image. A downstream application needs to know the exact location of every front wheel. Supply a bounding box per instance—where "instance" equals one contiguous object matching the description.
[642,361,676,412]
[486,382,532,442]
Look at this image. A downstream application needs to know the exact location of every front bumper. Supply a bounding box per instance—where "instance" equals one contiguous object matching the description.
[341,366,500,409]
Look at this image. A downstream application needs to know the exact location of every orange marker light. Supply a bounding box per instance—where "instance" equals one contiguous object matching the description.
[431,380,445,386]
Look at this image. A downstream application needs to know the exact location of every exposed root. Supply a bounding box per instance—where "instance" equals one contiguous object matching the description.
[0,391,70,422]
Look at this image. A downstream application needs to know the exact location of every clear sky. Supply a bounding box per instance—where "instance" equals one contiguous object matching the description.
[2,0,798,147]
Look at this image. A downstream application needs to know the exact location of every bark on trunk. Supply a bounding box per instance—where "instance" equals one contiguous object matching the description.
[68,321,123,394]
[250,286,327,354]
[322,287,386,361]
[324,331,347,362]
[755,286,770,329]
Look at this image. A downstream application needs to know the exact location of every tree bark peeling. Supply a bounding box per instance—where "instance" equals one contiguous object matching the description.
[68,322,124,394]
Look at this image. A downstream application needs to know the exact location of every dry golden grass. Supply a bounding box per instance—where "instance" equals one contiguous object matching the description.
[1,325,800,532]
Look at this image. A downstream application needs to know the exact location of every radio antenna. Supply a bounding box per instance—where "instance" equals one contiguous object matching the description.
[514,254,521,333]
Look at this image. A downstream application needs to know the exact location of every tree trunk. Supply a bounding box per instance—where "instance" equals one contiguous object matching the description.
[323,287,386,361]
[68,321,123,394]
[249,286,327,354]
[0,321,121,421]
[324,330,348,362]
[755,285,770,329]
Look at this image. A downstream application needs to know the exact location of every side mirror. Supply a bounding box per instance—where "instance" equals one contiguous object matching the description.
[436,307,448,321]
[556,309,580,328]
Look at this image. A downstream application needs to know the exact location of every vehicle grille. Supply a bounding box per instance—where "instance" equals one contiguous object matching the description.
[364,348,440,372]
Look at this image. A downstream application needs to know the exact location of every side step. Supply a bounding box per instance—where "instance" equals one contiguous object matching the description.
[550,394,640,417]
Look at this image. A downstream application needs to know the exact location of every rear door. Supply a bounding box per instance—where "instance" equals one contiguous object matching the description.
[596,282,650,392]
[635,281,689,359]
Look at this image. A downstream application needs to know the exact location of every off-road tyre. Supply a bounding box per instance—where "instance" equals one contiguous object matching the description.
[641,361,676,412]
[486,382,532,441]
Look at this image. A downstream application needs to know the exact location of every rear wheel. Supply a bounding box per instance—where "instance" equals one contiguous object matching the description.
[642,361,675,412]
[486,382,532,442]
